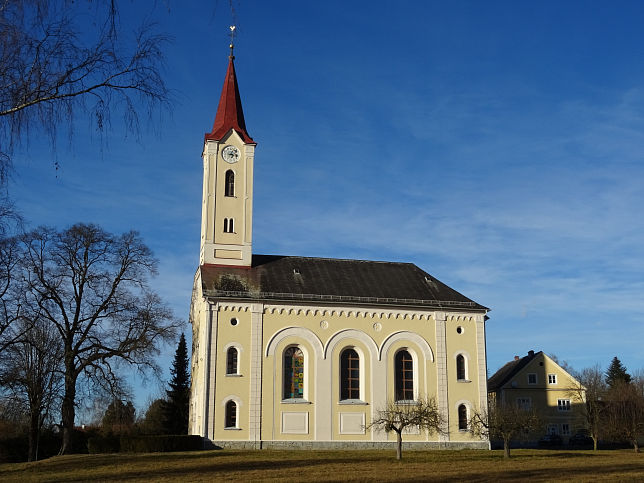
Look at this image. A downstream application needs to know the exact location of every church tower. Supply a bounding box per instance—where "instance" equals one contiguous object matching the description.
[200,32,256,267]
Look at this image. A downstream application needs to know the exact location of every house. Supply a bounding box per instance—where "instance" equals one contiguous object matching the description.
[188,43,490,449]
[488,350,586,442]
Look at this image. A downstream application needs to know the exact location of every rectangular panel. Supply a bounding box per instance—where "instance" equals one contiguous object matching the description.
[340,412,365,435]
[215,249,242,259]
[281,411,309,434]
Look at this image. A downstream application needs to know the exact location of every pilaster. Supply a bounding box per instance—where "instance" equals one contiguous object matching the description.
[434,311,449,441]
[249,303,264,445]
[206,303,219,439]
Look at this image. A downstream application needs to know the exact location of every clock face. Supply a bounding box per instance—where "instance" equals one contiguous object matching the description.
[222,145,240,164]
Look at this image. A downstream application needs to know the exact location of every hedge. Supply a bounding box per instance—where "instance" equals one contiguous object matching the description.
[88,435,203,454]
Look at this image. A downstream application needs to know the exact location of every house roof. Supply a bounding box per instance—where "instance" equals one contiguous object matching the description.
[487,350,542,391]
[200,255,488,311]
[205,56,255,144]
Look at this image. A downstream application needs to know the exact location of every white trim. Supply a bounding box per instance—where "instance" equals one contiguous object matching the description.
[379,331,434,362]
[324,329,378,360]
[265,326,324,359]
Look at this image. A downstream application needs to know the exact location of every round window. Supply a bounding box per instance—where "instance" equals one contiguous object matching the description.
[230,318,239,326]
[456,326,464,334]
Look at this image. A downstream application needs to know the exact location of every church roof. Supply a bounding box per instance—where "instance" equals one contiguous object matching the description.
[200,255,487,311]
[487,350,541,391]
[205,57,255,144]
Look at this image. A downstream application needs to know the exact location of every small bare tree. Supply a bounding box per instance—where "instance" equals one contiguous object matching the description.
[19,223,180,454]
[366,397,445,460]
[469,401,541,459]
[604,380,644,452]
[568,365,606,451]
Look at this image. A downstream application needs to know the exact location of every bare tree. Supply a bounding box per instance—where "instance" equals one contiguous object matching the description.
[569,365,606,451]
[0,1,170,168]
[0,318,63,461]
[469,401,541,459]
[604,380,644,452]
[366,397,445,460]
[19,223,180,454]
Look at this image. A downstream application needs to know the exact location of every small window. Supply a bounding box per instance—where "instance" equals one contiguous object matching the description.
[456,354,466,381]
[223,218,234,233]
[283,347,304,399]
[225,170,235,197]
[340,348,360,400]
[226,347,238,375]
[557,399,571,411]
[458,404,468,431]
[528,373,537,385]
[456,326,463,334]
[225,400,237,428]
[516,397,531,410]
[230,318,238,326]
[561,423,570,436]
[395,350,414,401]
[548,374,557,384]
[548,423,559,435]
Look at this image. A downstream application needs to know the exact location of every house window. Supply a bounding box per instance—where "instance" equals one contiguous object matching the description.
[283,347,304,399]
[340,348,360,400]
[516,397,532,410]
[456,354,466,381]
[225,400,237,428]
[548,374,557,384]
[395,350,414,401]
[223,218,234,233]
[561,423,570,436]
[458,404,468,431]
[226,347,238,375]
[528,373,537,385]
[557,399,571,411]
[548,423,558,435]
[225,170,235,197]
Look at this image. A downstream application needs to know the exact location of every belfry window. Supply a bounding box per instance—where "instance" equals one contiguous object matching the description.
[223,218,234,233]
[340,348,360,400]
[395,350,414,401]
[225,170,235,197]
[225,400,237,428]
[456,354,466,381]
[458,404,468,430]
[226,347,238,375]
[283,347,304,399]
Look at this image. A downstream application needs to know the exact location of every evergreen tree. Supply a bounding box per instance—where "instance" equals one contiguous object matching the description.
[606,356,632,388]
[162,333,190,434]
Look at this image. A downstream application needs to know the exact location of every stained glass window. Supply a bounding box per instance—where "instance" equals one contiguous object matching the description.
[283,347,304,399]
[395,350,414,401]
[340,348,360,400]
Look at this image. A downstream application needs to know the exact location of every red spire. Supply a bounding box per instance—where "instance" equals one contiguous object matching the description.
[205,57,255,144]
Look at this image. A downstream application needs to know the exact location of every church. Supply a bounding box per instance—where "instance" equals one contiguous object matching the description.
[188,41,490,449]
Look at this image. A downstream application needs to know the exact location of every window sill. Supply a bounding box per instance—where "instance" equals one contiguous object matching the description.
[457,379,471,383]
[339,399,368,405]
[394,400,418,406]
[225,374,243,377]
[281,399,311,404]
[224,427,242,431]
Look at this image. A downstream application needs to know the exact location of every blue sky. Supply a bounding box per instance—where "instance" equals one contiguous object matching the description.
[9,1,644,411]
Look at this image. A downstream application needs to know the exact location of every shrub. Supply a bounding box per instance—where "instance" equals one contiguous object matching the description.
[88,434,121,454]
[119,435,203,453]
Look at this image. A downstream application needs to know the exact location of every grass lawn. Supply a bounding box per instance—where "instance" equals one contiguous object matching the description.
[1,449,643,482]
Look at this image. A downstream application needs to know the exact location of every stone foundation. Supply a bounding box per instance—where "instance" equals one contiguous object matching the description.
[206,439,490,450]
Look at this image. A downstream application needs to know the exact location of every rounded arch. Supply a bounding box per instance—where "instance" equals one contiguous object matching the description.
[323,329,378,360]
[379,331,434,362]
[221,394,243,407]
[454,399,472,431]
[265,326,324,359]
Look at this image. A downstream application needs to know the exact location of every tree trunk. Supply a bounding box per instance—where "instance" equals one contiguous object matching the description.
[59,366,77,455]
[633,439,639,453]
[396,431,403,460]
[503,438,511,459]
[28,410,40,462]
[592,436,598,451]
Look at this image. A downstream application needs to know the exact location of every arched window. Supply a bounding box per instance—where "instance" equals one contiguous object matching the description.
[456,354,466,381]
[223,218,234,233]
[225,170,235,197]
[395,349,414,401]
[340,348,360,400]
[225,400,237,428]
[458,404,468,430]
[226,347,238,375]
[283,347,304,399]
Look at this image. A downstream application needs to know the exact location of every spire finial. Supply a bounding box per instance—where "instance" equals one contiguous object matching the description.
[229,25,236,59]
